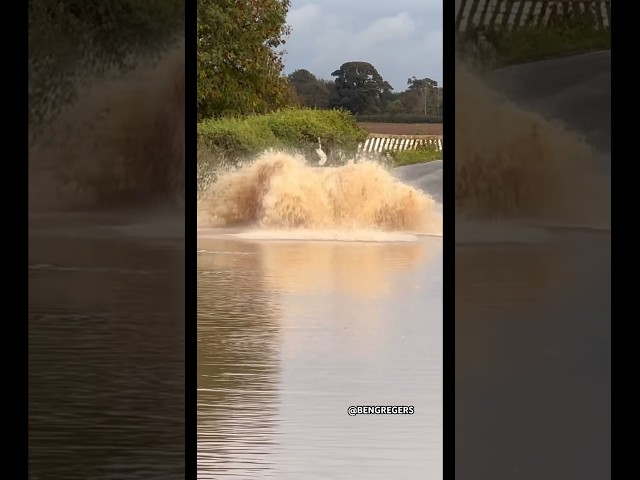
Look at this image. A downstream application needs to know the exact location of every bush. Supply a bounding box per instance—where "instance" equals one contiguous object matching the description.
[197,108,369,195]
[197,108,368,165]
[198,117,278,159]
[29,0,185,132]
[457,9,611,69]
[389,147,442,167]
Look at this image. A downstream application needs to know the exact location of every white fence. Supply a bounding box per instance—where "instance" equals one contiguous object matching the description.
[455,0,611,32]
[357,134,443,154]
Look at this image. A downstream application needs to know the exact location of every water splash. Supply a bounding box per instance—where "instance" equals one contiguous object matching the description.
[455,60,610,229]
[29,42,185,211]
[197,151,442,235]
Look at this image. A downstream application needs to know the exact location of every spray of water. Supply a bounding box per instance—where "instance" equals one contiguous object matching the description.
[197,151,442,234]
[455,60,610,229]
[29,41,185,212]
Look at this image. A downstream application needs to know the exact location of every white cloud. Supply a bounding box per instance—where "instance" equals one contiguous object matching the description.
[353,13,417,48]
[283,0,443,90]
[287,4,324,33]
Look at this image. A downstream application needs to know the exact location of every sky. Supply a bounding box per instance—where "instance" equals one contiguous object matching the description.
[282,0,443,92]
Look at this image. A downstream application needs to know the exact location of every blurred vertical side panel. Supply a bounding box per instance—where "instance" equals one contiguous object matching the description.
[455,1,611,479]
[28,2,187,479]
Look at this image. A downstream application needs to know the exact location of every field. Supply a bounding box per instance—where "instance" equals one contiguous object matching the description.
[357,123,443,136]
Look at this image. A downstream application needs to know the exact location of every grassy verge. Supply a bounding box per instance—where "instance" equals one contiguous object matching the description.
[489,26,610,67]
[388,147,442,167]
[458,13,611,69]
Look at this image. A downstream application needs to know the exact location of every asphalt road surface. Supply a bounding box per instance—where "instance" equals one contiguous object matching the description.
[491,50,611,155]
[395,160,443,204]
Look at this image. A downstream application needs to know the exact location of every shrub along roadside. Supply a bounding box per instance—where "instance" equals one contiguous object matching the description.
[198,108,367,162]
[197,108,368,194]
[388,147,442,167]
[458,11,611,70]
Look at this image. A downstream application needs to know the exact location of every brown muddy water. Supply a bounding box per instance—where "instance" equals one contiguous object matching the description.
[29,211,185,480]
[29,43,186,479]
[197,157,444,479]
[197,231,443,479]
[455,229,611,480]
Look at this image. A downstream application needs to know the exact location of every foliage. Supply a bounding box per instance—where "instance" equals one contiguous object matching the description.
[389,147,442,167]
[399,77,443,116]
[197,0,292,120]
[29,0,185,130]
[287,62,443,118]
[287,69,333,109]
[355,114,442,124]
[457,10,611,69]
[197,108,368,193]
[387,99,405,116]
[407,77,438,91]
[197,108,368,166]
[329,62,393,115]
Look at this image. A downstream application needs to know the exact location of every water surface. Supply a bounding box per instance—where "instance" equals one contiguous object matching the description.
[198,233,443,479]
[454,52,611,479]
[29,211,185,480]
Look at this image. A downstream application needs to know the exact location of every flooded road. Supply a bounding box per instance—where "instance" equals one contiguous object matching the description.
[455,228,610,480]
[29,211,185,480]
[197,232,443,479]
[196,156,444,479]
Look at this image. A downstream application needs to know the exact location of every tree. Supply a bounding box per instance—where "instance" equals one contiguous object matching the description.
[387,99,404,116]
[329,62,392,115]
[29,0,185,132]
[405,77,442,116]
[282,78,302,107]
[287,69,333,108]
[407,76,438,91]
[197,0,292,120]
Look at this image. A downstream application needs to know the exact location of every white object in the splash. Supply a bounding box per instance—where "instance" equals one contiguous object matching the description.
[316,137,327,166]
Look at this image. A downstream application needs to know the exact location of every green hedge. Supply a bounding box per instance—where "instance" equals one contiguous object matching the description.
[355,114,443,124]
[198,108,368,163]
[197,108,369,195]
[457,10,611,69]
[389,147,442,167]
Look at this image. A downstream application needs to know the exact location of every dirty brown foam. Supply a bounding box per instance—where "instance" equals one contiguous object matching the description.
[197,151,442,234]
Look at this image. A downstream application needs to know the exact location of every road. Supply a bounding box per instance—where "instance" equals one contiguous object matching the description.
[490,50,611,155]
[395,160,443,204]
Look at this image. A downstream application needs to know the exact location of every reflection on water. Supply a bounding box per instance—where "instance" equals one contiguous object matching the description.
[198,235,443,479]
[455,232,611,480]
[29,214,185,480]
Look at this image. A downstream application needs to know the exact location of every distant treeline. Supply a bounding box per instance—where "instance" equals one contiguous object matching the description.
[355,114,443,124]
[287,64,443,121]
